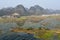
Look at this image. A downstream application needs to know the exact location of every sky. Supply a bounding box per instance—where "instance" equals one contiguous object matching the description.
[0,0,60,10]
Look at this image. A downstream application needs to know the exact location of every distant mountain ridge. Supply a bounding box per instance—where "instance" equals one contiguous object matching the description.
[0,4,60,16]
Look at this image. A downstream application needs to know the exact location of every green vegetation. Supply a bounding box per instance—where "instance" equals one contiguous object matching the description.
[0,15,60,40]
[34,30,53,40]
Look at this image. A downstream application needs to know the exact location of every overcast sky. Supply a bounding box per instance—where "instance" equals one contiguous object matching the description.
[0,0,60,10]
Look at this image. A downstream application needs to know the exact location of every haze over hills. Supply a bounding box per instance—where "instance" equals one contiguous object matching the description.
[0,4,60,16]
